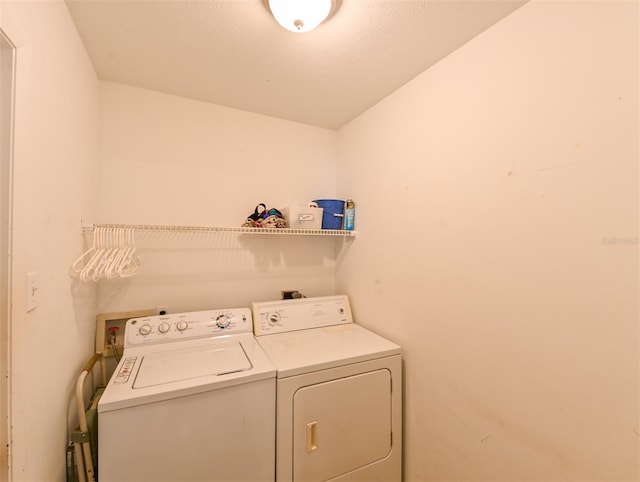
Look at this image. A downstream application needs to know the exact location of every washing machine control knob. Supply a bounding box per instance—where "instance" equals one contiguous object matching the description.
[138,324,152,336]
[176,320,188,332]
[158,322,170,334]
[216,314,232,329]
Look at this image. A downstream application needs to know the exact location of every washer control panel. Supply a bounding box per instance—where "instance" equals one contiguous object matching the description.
[252,295,352,336]
[124,308,252,347]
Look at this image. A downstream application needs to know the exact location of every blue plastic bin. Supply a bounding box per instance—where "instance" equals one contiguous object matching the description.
[313,199,345,230]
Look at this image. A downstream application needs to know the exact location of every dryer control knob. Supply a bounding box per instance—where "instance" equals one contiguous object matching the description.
[158,322,170,334]
[176,320,188,332]
[138,324,152,336]
[267,312,281,325]
[216,314,232,329]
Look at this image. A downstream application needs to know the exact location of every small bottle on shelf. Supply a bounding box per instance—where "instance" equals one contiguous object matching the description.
[344,198,355,231]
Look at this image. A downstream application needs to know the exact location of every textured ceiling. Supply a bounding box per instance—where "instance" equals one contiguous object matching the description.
[65,0,527,129]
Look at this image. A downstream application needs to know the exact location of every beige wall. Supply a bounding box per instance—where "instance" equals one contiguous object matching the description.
[0,0,100,480]
[97,82,339,313]
[337,1,638,480]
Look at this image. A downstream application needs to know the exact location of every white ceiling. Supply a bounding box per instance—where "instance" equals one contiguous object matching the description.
[65,0,527,130]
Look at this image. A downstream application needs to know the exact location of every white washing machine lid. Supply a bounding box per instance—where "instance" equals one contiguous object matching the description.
[256,323,401,378]
[99,333,275,412]
[133,340,251,389]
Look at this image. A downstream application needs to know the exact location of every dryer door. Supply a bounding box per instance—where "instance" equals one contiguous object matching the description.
[292,369,392,482]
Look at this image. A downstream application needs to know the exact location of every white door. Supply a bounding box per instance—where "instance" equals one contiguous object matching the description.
[0,27,15,482]
[292,369,392,482]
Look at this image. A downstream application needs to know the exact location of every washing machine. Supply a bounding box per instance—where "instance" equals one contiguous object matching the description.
[97,308,276,482]
[252,295,402,482]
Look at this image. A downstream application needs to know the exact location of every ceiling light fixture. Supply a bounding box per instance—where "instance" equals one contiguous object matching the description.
[265,0,338,33]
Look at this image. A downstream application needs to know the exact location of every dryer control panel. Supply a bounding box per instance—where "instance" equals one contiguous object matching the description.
[124,308,252,347]
[252,295,352,336]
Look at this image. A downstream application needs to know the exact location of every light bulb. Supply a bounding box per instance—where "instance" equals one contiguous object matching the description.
[268,0,333,33]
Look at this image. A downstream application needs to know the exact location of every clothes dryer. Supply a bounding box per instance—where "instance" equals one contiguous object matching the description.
[253,295,402,482]
[98,308,276,482]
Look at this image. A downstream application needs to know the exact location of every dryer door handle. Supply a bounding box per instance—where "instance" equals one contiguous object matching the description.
[306,421,318,452]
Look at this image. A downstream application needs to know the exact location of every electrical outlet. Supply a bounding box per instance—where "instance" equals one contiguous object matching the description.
[96,309,156,357]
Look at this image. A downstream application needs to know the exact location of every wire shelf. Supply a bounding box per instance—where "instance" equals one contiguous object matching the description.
[82,223,356,237]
